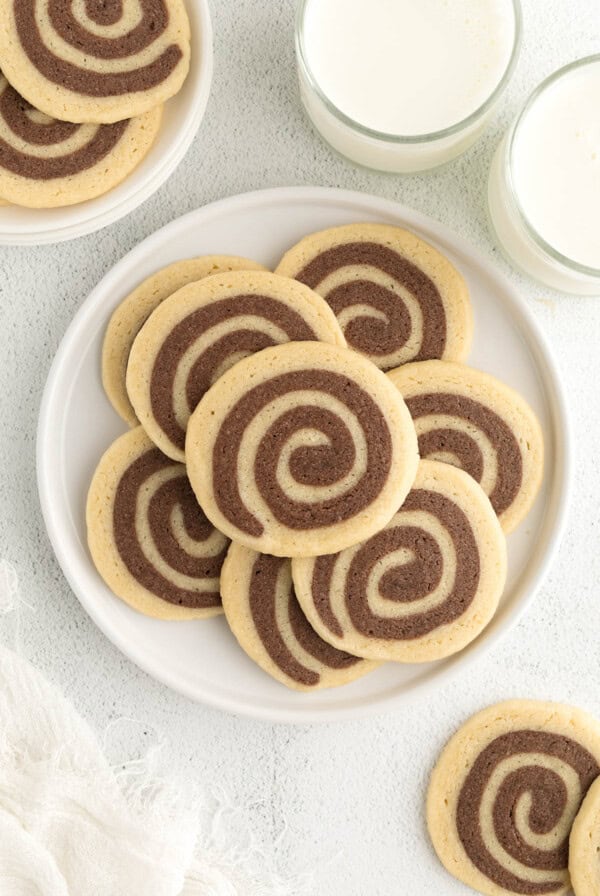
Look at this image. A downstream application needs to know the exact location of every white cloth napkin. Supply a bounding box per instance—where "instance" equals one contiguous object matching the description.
[0,562,305,896]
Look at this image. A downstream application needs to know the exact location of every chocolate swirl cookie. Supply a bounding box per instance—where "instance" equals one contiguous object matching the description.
[221,543,377,691]
[569,776,600,896]
[428,701,600,896]
[292,460,506,662]
[0,75,162,208]
[275,223,472,371]
[126,271,347,461]
[0,0,191,124]
[388,360,544,533]
[103,256,268,427]
[186,341,419,557]
[87,427,228,620]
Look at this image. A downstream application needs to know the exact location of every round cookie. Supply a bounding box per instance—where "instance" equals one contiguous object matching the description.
[427,700,600,896]
[292,460,506,663]
[103,256,268,427]
[0,0,191,124]
[387,360,544,533]
[0,75,162,208]
[275,222,472,371]
[569,776,600,896]
[126,271,347,461]
[87,427,228,621]
[186,341,419,558]
[221,543,378,691]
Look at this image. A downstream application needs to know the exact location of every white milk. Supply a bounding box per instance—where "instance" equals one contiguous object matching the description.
[297,0,518,171]
[488,57,600,295]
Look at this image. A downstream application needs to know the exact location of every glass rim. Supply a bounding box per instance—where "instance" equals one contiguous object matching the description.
[506,54,600,279]
[295,0,522,145]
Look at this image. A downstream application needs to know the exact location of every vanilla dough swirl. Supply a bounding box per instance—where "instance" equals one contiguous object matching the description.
[0,0,191,122]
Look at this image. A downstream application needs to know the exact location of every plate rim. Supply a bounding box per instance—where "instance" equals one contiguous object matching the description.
[36,185,572,723]
[0,0,214,247]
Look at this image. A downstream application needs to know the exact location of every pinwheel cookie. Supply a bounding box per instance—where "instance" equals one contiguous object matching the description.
[388,360,544,533]
[276,223,472,371]
[0,0,191,123]
[103,256,268,427]
[87,427,228,620]
[428,700,600,896]
[221,543,377,691]
[0,75,161,208]
[126,271,347,461]
[186,341,419,557]
[570,776,600,896]
[292,460,506,663]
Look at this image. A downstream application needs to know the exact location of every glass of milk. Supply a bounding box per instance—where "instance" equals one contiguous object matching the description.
[296,0,521,173]
[489,56,600,295]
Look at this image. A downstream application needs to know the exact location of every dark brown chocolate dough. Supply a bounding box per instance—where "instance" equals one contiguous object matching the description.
[113,448,227,608]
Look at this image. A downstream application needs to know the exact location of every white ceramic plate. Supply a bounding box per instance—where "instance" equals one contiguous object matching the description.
[0,1,212,246]
[37,187,570,723]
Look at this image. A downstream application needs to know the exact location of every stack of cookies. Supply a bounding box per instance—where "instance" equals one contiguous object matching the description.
[0,0,191,208]
[87,223,544,692]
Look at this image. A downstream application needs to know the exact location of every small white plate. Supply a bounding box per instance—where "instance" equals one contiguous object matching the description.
[37,187,570,723]
[0,1,213,246]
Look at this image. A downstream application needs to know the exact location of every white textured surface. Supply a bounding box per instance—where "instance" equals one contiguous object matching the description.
[0,1,599,892]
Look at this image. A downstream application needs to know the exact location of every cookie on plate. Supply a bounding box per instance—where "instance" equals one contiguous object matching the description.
[186,341,419,557]
[427,700,600,896]
[103,256,268,427]
[126,271,346,461]
[0,75,162,208]
[388,360,544,533]
[221,543,377,691]
[0,0,191,124]
[275,223,472,371]
[292,460,506,663]
[569,776,600,896]
[87,427,228,621]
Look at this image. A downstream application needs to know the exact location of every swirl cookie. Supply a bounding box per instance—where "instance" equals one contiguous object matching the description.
[221,543,377,691]
[427,700,600,896]
[0,75,161,208]
[275,223,472,371]
[388,361,544,533]
[126,271,347,461]
[87,427,228,620]
[186,341,419,557]
[103,256,268,427]
[569,776,600,896]
[292,460,506,663]
[0,0,191,124]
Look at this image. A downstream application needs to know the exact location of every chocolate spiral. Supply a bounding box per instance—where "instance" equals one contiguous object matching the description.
[308,487,480,641]
[0,76,128,179]
[457,731,600,894]
[248,554,361,687]
[149,295,322,455]
[113,444,228,608]
[13,1,184,98]
[293,242,447,367]
[211,369,393,536]
[406,392,522,517]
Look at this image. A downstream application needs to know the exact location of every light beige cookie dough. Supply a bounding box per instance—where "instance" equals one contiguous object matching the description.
[221,543,378,691]
[427,700,600,896]
[275,222,472,371]
[0,75,162,208]
[0,0,191,124]
[569,776,600,896]
[292,460,506,663]
[126,270,347,461]
[87,426,228,621]
[103,255,268,427]
[186,341,419,558]
[388,360,544,534]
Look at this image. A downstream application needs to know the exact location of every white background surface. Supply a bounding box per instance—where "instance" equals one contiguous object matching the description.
[0,1,599,893]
